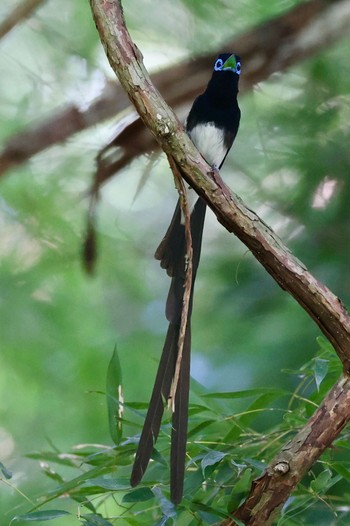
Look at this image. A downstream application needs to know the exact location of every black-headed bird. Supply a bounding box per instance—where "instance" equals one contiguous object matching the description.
[131,53,241,504]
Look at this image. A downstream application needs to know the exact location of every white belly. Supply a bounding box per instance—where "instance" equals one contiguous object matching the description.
[180,123,227,222]
[189,123,227,168]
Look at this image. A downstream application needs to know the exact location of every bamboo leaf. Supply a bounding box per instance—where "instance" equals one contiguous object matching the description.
[12,510,70,522]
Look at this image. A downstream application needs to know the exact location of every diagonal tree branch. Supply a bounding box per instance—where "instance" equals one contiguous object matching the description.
[90,0,350,367]
[2,0,350,178]
[0,0,46,40]
[89,0,350,523]
[226,375,350,525]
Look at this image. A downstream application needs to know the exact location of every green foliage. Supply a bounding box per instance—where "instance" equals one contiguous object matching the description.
[5,341,347,524]
[11,511,71,523]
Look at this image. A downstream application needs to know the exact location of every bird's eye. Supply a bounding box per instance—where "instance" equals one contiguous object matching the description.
[214,58,223,71]
[236,62,241,75]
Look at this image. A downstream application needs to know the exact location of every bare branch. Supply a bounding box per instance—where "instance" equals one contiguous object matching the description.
[0,0,46,40]
[167,157,193,410]
[2,0,350,177]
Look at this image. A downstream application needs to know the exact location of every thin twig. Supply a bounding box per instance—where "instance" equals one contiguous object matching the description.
[167,155,193,410]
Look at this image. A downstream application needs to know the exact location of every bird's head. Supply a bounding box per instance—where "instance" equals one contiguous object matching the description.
[213,53,241,77]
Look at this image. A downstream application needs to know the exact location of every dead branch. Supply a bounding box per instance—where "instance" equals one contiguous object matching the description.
[167,156,193,410]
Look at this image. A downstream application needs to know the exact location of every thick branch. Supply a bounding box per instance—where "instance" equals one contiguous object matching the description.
[225,375,350,525]
[90,0,350,370]
[89,0,350,523]
[2,0,350,177]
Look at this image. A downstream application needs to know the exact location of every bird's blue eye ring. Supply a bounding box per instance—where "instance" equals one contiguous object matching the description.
[236,61,241,75]
[214,58,223,71]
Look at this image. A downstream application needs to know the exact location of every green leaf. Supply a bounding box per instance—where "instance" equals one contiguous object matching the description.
[312,358,329,391]
[331,462,350,483]
[202,388,287,399]
[40,464,64,484]
[310,469,332,492]
[231,468,253,494]
[122,487,154,503]
[187,419,216,438]
[201,450,227,474]
[83,476,129,491]
[316,336,333,353]
[0,461,12,479]
[152,487,176,519]
[80,514,114,526]
[43,464,115,503]
[106,346,123,445]
[25,451,80,467]
[12,510,70,522]
[71,495,96,513]
[227,468,253,513]
[189,501,229,521]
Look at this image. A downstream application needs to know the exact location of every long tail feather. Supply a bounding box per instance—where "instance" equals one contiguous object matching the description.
[130,197,206,502]
[170,324,191,504]
[130,323,177,487]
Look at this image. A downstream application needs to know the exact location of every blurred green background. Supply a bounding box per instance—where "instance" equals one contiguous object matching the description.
[1,0,350,524]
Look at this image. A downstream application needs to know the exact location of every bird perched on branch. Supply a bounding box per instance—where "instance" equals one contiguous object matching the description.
[131,53,241,504]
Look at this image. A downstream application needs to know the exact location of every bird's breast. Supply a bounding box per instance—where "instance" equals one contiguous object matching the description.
[188,123,227,168]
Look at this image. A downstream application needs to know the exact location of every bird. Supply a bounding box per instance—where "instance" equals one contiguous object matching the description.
[130,53,241,504]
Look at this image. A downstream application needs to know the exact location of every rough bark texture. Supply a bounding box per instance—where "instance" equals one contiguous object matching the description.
[89,0,350,368]
[88,1,350,524]
[2,0,350,177]
[225,376,350,525]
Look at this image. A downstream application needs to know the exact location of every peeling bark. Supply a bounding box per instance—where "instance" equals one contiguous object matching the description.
[226,376,350,525]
